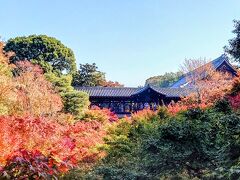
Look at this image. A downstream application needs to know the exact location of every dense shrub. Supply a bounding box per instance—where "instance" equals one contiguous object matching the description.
[45,71,90,118]
[213,98,232,114]
[88,108,240,179]
[0,116,67,166]
[0,115,110,178]
[62,90,89,118]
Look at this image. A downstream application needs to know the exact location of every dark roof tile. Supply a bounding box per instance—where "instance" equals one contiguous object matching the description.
[75,85,195,98]
[75,86,138,97]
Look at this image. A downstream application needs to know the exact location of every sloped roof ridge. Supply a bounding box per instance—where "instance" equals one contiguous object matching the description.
[171,54,234,88]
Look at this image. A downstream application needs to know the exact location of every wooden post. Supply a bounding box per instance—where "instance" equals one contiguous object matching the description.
[129,101,132,112]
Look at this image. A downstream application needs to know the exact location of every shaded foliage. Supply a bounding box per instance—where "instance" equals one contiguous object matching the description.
[87,106,240,179]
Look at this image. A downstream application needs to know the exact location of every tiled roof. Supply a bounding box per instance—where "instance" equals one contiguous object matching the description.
[75,86,139,97]
[75,54,236,99]
[152,86,195,97]
[171,54,237,88]
[75,85,195,98]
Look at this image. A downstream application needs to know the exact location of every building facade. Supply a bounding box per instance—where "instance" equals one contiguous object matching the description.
[75,55,237,114]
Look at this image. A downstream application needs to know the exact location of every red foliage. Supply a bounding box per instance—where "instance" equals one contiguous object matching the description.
[0,149,61,179]
[0,116,108,175]
[0,48,111,177]
[66,120,107,163]
[230,71,240,95]
[167,96,209,115]
[167,72,234,114]
[228,93,240,110]
[228,72,240,111]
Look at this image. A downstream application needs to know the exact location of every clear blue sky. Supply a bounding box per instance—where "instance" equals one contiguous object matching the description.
[0,0,239,86]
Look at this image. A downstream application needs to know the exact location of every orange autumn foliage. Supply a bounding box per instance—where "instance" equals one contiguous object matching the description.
[131,108,157,122]
[13,61,63,116]
[0,41,63,117]
[0,116,108,169]
[168,72,233,114]
[0,42,17,115]
[82,106,118,123]
[167,98,209,115]
[194,72,232,104]
[0,41,115,177]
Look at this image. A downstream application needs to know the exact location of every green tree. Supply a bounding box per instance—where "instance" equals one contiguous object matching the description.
[72,63,105,86]
[145,72,183,87]
[3,35,90,117]
[4,35,77,74]
[45,72,89,118]
[62,90,89,118]
[88,106,240,179]
[225,20,240,64]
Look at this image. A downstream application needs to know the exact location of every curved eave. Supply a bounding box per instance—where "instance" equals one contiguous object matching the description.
[131,85,167,97]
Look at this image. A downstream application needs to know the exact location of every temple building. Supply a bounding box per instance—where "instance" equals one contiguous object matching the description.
[171,54,237,88]
[75,54,237,114]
